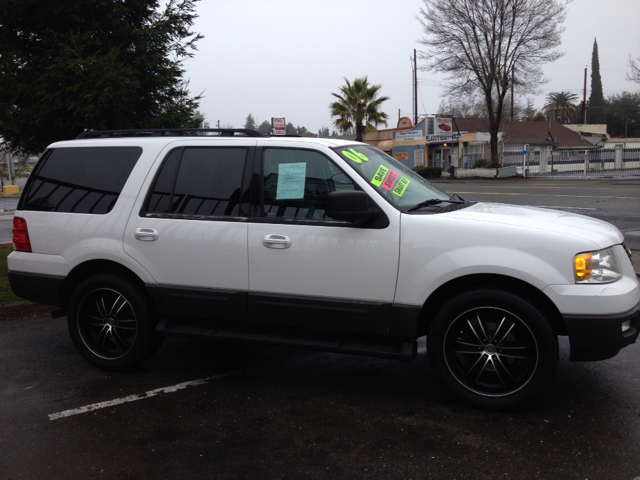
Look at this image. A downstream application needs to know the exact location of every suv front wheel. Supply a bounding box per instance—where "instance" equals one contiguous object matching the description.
[427,289,559,410]
[67,274,161,370]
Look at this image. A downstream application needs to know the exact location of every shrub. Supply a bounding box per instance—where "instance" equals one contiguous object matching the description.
[472,158,502,169]
[472,158,490,168]
[414,166,442,178]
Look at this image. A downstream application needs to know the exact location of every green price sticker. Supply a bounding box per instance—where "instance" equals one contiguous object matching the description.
[393,177,410,197]
[371,165,389,186]
[342,149,369,164]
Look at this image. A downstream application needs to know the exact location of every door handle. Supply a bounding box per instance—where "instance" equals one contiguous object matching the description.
[262,234,291,249]
[134,228,159,242]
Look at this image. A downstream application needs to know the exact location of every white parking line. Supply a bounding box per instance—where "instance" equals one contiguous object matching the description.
[49,374,230,421]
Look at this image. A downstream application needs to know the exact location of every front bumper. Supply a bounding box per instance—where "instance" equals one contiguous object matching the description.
[564,301,640,361]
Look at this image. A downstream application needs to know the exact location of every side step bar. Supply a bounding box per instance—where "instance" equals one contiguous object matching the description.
[156,318,417,361]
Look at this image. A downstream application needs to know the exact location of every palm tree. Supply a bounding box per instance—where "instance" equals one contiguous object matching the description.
[543,92,580,124]
[329,77,390,142]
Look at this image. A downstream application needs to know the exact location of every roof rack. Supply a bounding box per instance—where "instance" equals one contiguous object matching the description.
[76,128,264,139]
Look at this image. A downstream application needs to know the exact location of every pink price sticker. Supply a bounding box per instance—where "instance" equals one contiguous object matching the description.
[381,170,399,191]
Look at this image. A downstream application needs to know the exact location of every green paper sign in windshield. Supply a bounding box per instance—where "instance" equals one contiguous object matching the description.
[342,149,369,164]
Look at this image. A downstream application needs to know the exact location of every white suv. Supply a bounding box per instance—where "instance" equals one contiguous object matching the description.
[8,129,640,409]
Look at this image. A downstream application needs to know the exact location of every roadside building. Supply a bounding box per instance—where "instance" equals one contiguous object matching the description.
[364,117,414,155]
[367,117,597,172]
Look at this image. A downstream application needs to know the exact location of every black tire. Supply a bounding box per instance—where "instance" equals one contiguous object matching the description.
[67,274,161,371]
[427,289,558,410]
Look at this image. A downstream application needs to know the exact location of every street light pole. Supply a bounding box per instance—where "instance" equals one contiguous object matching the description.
[625,118,629,138]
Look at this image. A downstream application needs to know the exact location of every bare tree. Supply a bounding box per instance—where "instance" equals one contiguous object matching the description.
[629,51,640,85]
[417,0,569,163]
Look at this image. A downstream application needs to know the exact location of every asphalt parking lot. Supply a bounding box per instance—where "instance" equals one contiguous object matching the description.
[1,177,640,479]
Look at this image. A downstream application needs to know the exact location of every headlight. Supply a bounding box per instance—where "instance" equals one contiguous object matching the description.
[574,247,622,284]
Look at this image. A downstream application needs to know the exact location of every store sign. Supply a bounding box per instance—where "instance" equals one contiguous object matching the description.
[435,117,453,135]
[272,117,286,135]
[395,130,423,142]
[425,134,460,143]
[395,152,409,160]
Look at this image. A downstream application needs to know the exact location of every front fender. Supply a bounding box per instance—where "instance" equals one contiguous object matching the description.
[394,214,599,306]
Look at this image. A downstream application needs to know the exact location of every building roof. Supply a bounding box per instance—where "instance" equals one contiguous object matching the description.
[452,118,595,148]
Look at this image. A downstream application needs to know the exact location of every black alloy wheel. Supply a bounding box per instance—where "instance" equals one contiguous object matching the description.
[68,274,160,370]
[443,306,538,397]
[428,289,558,410]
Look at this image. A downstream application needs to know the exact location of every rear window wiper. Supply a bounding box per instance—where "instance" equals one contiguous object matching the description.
[407,198,467,212]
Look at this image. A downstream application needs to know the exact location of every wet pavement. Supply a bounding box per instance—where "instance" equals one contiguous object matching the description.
[1,315,640,479]
[1,178,640,478]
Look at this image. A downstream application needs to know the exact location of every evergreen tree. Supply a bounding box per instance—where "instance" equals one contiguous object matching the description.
[602,92,640,137]
[588,38,605,124]
[257,121,272,135]
[244,113,257,130]
[0,0,203,154]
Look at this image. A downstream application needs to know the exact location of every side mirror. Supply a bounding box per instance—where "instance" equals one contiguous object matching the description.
[325,190,378,224]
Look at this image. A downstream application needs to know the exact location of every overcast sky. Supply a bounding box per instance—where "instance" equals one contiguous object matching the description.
[182,0,640,133]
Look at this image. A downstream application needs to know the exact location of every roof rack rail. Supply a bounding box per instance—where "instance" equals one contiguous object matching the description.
[76,128,264,139]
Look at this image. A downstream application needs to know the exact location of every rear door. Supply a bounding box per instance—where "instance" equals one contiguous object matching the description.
[123,140,255,321]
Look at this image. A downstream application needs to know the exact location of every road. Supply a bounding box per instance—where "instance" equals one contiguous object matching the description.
[431,178,640,250]
[1,177,640,479]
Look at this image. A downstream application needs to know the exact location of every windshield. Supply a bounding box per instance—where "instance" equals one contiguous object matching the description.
[332,144,451,210]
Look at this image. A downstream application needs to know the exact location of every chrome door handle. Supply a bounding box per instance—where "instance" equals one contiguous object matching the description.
[262,234,291,249]
[134,228,159,242]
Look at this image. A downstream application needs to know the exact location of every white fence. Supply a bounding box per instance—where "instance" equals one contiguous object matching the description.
[501,148,640,178]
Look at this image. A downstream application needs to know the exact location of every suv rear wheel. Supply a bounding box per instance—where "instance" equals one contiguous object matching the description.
[427,289,558,410]
[67,274,161,370]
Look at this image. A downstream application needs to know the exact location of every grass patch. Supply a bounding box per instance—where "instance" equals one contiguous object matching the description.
[0,243,23,304]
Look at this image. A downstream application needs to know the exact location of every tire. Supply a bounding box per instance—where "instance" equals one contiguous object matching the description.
[67,274,161,371]
[427,289,558,410]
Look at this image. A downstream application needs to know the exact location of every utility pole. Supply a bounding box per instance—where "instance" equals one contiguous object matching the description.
[581,67,587,124]
[414,49,418,126]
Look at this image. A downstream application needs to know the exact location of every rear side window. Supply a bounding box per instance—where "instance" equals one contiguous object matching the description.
[144,147,248,218]
[20,147,142,214]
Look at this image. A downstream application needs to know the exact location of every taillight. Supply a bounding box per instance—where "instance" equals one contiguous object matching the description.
[12,217,32,252]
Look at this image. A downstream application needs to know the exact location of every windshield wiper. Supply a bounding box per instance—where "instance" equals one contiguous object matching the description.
[407,198,467,212]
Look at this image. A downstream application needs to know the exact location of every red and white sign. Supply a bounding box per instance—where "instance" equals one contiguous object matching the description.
[272,117,285,132]
[272,128,286,136]
[435,117,453,135]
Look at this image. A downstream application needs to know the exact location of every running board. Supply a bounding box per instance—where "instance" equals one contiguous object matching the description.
[156,318,416,361]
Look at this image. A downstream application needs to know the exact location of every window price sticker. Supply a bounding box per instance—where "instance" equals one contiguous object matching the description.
[371,165,389,186]
[381,170,398,191]
[393,177,410,197]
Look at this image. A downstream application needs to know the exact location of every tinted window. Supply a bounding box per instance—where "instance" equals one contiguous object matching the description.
[21,147,142,214]
[262,148,355,220]
[146,147,247,217]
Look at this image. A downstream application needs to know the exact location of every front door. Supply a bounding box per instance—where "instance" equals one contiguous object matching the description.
[247,146,400,336]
